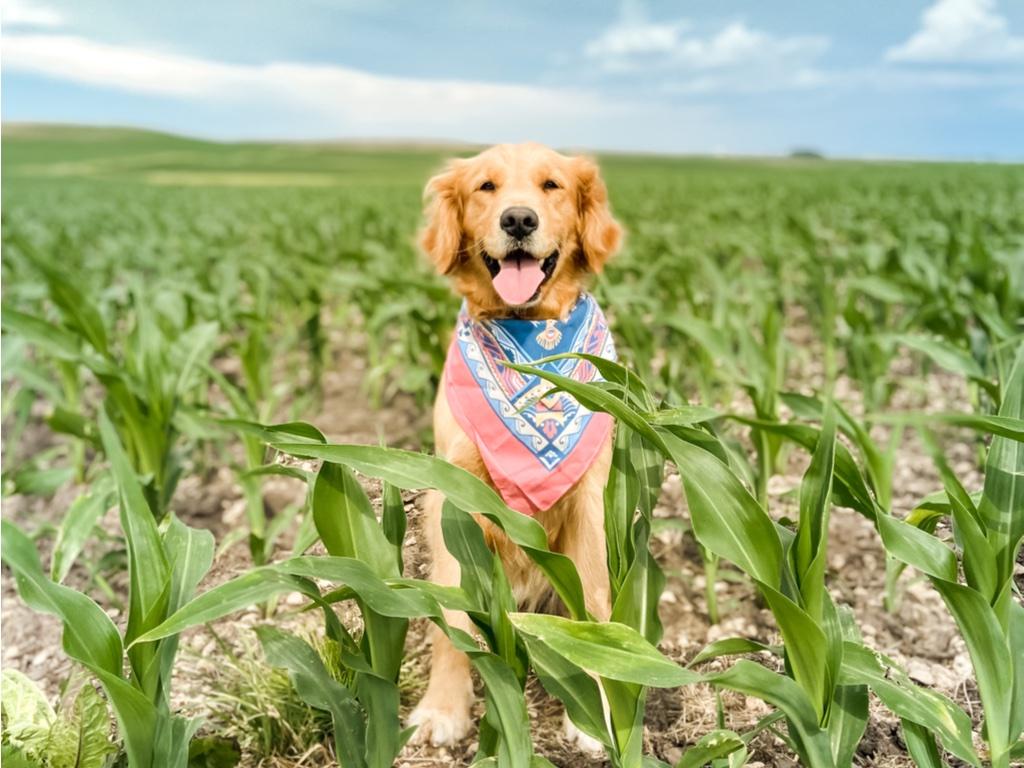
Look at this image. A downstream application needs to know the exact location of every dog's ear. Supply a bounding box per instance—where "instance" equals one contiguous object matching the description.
[573,156,622,273]
[420,161,465,274]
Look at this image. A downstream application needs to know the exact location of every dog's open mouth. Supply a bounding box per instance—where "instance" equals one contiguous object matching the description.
[482,249,558,305]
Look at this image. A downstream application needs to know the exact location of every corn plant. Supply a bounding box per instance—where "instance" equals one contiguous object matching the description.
[1,409,217,767]
[516,354,1005,767]
[0,256,219,518]
[128,423,705,767]
[859,348,1024,768]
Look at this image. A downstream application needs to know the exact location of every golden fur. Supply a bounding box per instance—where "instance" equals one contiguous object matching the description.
[409,143,622,750]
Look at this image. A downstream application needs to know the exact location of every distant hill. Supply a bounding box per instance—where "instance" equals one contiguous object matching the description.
[3,122,1007,191]
[2,122,483,152]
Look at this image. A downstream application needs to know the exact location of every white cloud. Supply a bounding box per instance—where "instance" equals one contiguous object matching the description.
[585,20,690,59]
[887,0,1024,63]
[2,32,722,150]
[583,9,830,92]
[1,0,64,27]
[3,34,612,118]
[672,22,829,71]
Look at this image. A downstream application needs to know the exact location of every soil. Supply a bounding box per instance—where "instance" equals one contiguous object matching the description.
[1,334,991,768]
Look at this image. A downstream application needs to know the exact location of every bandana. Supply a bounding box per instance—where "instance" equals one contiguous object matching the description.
[443,293,616,515]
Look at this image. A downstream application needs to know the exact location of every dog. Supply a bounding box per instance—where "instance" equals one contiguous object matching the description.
[409,143,622,751]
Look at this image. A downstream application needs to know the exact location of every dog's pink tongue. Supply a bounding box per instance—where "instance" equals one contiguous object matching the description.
[492,257,545,305]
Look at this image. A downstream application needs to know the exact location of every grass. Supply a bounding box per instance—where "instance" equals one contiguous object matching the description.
[1,124,1022,768]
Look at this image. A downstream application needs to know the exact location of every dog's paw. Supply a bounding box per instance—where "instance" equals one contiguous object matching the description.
[408,701,472,747]
[563,713,606,754]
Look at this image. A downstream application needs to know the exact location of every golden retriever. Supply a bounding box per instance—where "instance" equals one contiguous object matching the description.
[409,143,622,750]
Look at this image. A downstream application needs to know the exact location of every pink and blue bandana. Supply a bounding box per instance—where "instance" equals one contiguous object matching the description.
[443,293,616,516]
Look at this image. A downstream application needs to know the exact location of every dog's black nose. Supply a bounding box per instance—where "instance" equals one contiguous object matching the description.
[500,207,538,240]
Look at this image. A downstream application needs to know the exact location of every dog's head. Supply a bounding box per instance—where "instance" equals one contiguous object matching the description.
[420,143,621,319]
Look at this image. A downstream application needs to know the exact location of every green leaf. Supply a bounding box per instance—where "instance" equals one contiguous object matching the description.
[519,634,611,747]
[706,661,834,768]
[828,682,868,768]
[900,719,944,768]
[218,418,327,445]
[674,729,745,768]
[610,516,665,645]
[659,431,783,589]
[725,417,879,520]
[1,520,159,767]
[256,627,367,768]
[872,412,1024,442]
[502,361,667,452]
[924,436,999,600]
[1,521,123,677]
[160,517,215,685]
[604,423,640,595]
[270,443,588,620]
[758,585,828,721]
[509,614,697,688]
[890,334,992,391]
[355,673,405,768]
[69,682,116,768]
[132,569,327,643]
[381,481,407,574]
[473,655,533,768]
[6,465,76,497]
[135,557,467,645]
[875,513,958,582]
[0,669,55,759]
[1,307,83,361]
[442,501,494,610]
[97,408,171,698]
[50,477,114,583]
[979,347,1024,587]
[793,405,836,621]
[932,580,1013,764]
[687,638,780,668]
[839,643,978,766]
[313,462,397,578]
[645,405,721,426]
[38,261,110,357]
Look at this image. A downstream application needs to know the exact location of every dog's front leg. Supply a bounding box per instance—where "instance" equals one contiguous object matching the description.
[556,450,614,754]
[408,489,475,746]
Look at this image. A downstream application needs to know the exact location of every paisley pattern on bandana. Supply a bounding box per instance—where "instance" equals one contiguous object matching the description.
[443,293,616,515]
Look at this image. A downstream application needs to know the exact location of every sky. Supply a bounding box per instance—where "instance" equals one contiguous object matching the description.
[2,0,1023,159]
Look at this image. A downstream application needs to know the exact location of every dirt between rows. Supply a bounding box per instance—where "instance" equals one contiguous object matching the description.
[1,337,990,768]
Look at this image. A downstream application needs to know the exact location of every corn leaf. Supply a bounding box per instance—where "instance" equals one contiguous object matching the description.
[1,520,160,767]
[473,655,533,768]
[659,431,782,589]
[50,477,114,583]
[256,626,367,768]
[270,443,589,620]
[519,634,611,747]
[705,661,834,768]
[313,462,397,579]
[674,729,746,768]
[509,613,697,688]
[97,408,171,699]
[979,347,1024,587]
[839,643,978,766]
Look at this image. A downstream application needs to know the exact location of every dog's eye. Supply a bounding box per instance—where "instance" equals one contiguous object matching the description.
[542,179,560,191]
[479,180,496,192]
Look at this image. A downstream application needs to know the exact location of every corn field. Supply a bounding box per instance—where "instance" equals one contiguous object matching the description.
[1,125,1023,768]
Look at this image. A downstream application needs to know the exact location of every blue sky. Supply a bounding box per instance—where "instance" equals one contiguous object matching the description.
[3,0,1023,158]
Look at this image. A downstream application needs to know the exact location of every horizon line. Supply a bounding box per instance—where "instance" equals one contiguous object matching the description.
[3,120,1023,166]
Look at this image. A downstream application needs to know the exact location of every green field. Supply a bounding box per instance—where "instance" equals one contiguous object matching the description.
[2,125,1023,768]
